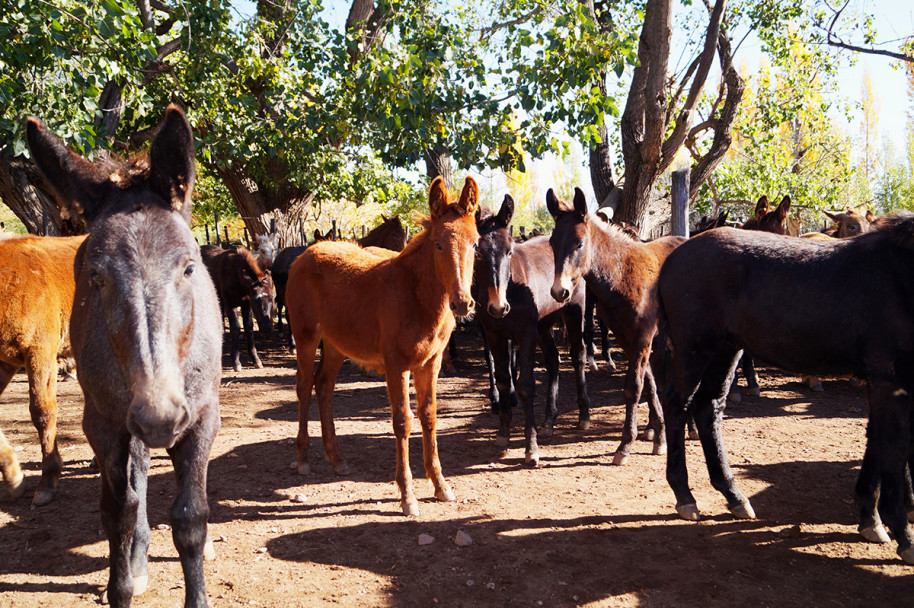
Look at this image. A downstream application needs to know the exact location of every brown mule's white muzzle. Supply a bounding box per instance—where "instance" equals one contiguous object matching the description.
[486,286,510,318]
[551,274,573,304]
[450,296,474,318]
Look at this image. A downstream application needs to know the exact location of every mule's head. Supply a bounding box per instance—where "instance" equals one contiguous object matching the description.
[255,230,277,269]
[427,176,479,317]
[27,105,214,449]
[824,207,875,238]
[474,194,515,318]
[742,195,790,234]
[547,187,590,304]
[237,247,275,335]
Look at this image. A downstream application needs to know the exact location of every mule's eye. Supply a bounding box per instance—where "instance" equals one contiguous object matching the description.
[90,271,104,287]
[184,263,195,277]
[435,242,443,250]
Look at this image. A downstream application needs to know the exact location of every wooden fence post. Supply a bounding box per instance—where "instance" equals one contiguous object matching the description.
[214,212,221,247]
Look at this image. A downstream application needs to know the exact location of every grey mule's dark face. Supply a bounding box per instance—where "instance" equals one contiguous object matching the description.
[26,105,214,449]
[475,194,515,319]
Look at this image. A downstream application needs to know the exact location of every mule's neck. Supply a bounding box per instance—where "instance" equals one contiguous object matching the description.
[394,230,451,324]
[585,218,638,281]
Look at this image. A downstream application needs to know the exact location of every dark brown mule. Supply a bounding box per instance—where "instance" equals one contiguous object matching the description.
[286,177,479,516]
[0,234,85,505]
[548,188,685,465]
[656,218,914,565]
[200,245,274,371]
[474,195,591,466]
[741,195,791,233]
[358,215,408,251]
[27,106,222,606]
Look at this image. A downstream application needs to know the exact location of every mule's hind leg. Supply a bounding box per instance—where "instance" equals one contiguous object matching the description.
[613,341,650,466]
[414,353,455,505]
[167,402,220,608]
[313,342,348,475]
[386,368,418,516]
[692,349,754,519]
[0,362,25,499]
[642,365,666,455]
[240,300,263,369]
[562,306,592,431]
[24,351,61,506]
[293,330,321,475]
[856,379,914,560]
[487,333,515,450]
[537,325,560,438]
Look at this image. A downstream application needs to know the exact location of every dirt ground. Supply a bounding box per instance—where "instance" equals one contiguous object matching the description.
[1,327,912,608]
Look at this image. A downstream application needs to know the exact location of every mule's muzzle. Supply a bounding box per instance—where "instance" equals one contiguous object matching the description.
[450,298,474,318]
[127,398,191,449]
[551,285,571,303]
[487,301,511,318]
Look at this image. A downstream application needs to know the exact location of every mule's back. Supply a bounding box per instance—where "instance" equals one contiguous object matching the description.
[659,226,911,377]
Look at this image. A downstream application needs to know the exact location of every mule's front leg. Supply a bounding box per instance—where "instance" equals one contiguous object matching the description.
[225,307,243,372]
[614,349,647,466]
[240,301,263,369]
[487,333,515,450]
[563,306,592,431]
[414,354,455,504]
[386,369,417,515]
[168,407,220,608]
[516,334,539,467]
[93,433,140,608]
[643,365,666,455]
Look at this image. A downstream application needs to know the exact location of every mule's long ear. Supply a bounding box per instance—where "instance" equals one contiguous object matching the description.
[149,105,196,223]
[753,195,769,219]
[573,187,588,220]
[823,210,838,221]
[776,195,790,220]
[497,194,514,227]
[428,176,449,219]
[546,189,561,219]
[26,117,110,222]
[455,176,479,217]
[865,209,876,223]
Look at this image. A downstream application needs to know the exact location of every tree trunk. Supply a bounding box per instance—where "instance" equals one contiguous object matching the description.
[425,147,456,190]
[0,155,89,235]
[217,163,314,248]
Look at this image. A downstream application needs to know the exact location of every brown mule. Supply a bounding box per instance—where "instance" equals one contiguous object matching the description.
[286,176,479,516]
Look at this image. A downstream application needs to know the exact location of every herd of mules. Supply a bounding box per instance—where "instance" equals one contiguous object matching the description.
[0,106,913,606]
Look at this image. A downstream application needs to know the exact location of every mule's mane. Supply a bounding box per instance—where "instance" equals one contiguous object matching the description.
[105,154,152,190]
[589,212,638,242]
[236,246,266,279]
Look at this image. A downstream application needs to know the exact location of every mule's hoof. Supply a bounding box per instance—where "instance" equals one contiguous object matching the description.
[727,391,742,404]
[612,452,629,466]
[233,364,242,372]
[525,450,540,468]
[31,487,55,507]
[296,462,311,476]
[639,428,655,441]
[333,463,352,476]
[747,387,761,397]
[254,361,264,369]
[495,435,509,448]
[204,536,217,561]
[860,523,891,544]
[7,471,25,500]
[900,546,914,565]
[539,425,554,439]
[436,486,456,502]
[402,499,420,517]
[100,589,109,605]
[677,503,700,521]
[578,419,591,431]
[652,443,667,456]
[133,574,149,596]
[729,501,756,519]
[587,356,599,372]
[808,378,824,392]
[688,429,700,441]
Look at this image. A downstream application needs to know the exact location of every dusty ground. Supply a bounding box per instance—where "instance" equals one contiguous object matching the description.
[0,328,912,608]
